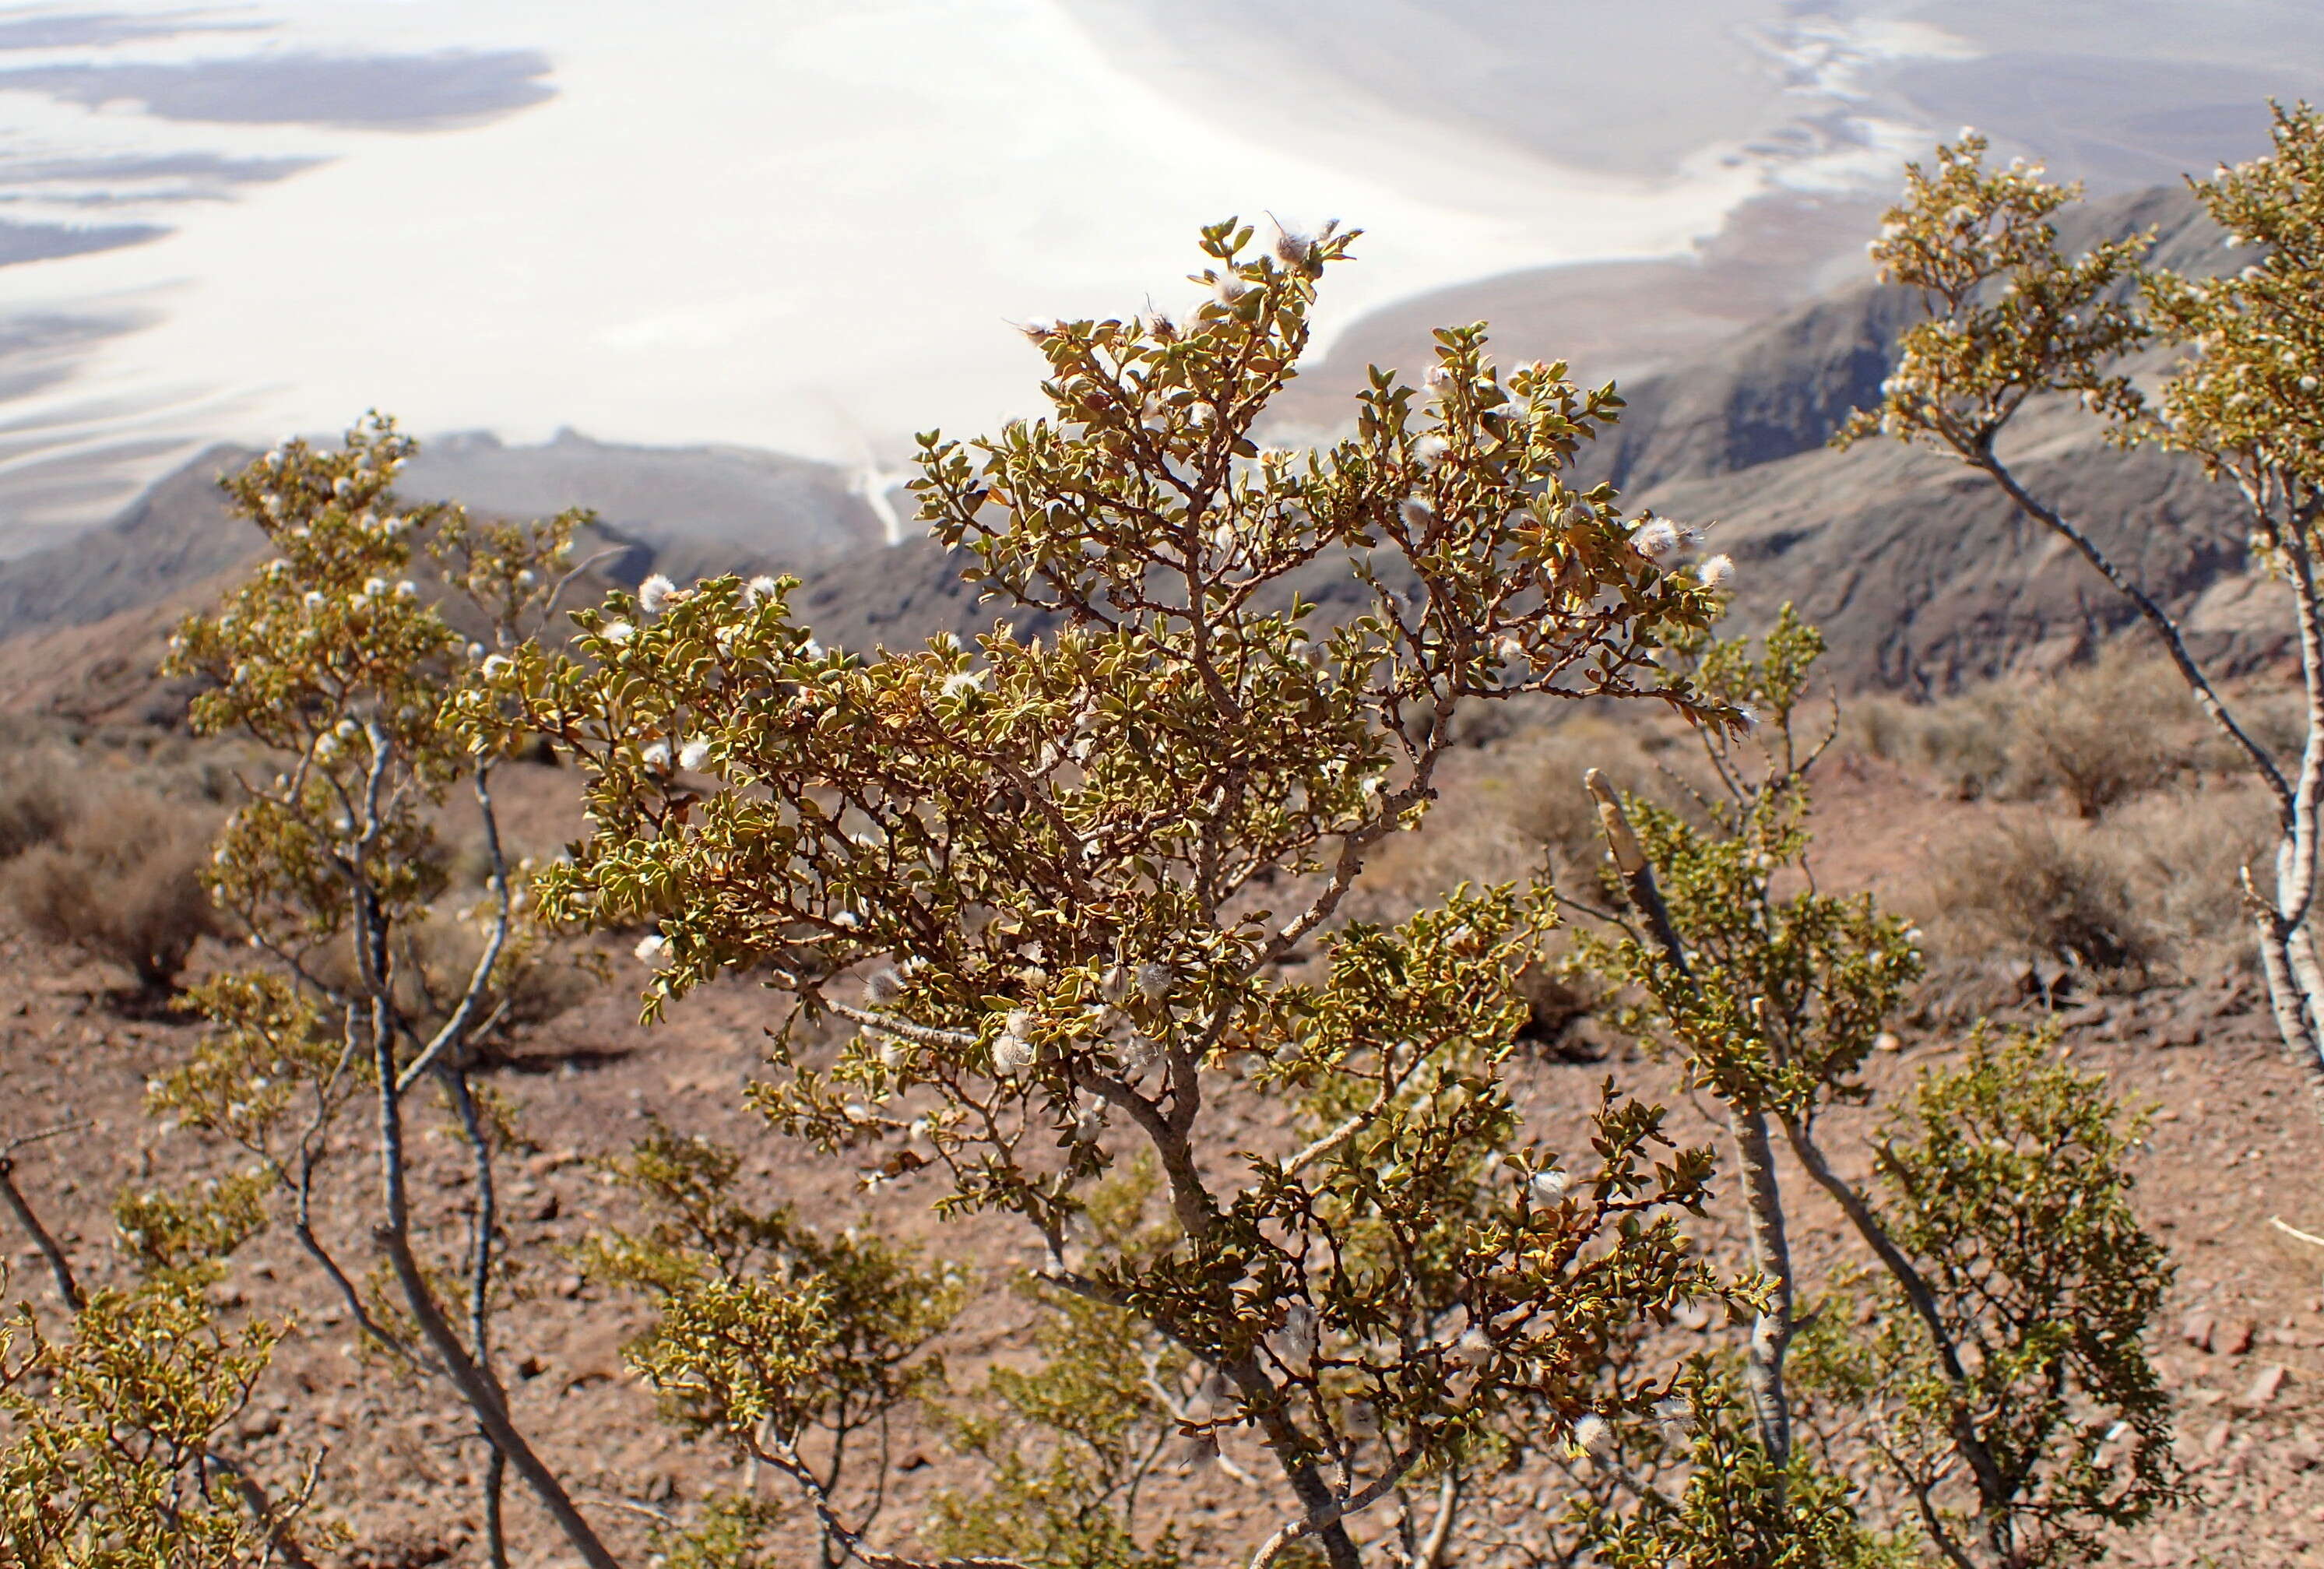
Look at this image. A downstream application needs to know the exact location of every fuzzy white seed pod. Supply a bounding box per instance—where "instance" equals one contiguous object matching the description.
[1180,1433,1220,1471]
[1529,1168,1570,1202]
[832,909,860,930]
[642,741,671,769]
[1573,1415,1616,1459]
[1022,316,1060,338]
[1099,964,1131,1004]
[863,967,906,1007]
[677,739,712,772]
[634,932,670,966]
[744,574,780,607]
[1073,1104,1106,1142]
[1398,496,1436,529]
[302,590,326,610]
[991,1034,1036,1076]
[1005,1009,1033,1039]
[1345,1399,1380,1439]
[638,574,678,614]
[1278,1303,1319,1365]
[1628,519,1686,566]
[395,580,417,599]
[1696,553,1734,589]
[602,621,635,644]
[480,654,513,679]
[1134,962,1174,1002]
[1423,364,1455,391]
[940,670,986,699]
[1450,1326,1493,1368]
[1412,434,1450,467]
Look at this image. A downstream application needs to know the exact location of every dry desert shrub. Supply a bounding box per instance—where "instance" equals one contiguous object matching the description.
[399,905,599,1045]
[1916,776,2277,990]
[291,898,598,1056]
[1924,818,2153,978]
[0,749,73,860]
[1848,688,2016,800]
[2086,776,2279,974]
[2002,649,2199,818]
[5,791,219,994]
[1348,712,1700,925]
[1851,650,2204,814]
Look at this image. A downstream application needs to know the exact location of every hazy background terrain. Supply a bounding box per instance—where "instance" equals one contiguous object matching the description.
[0,0,2317,557]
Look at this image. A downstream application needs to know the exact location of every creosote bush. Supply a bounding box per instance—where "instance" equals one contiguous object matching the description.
[0,1127,339,1568]
[1846,106,2324,1124]
[923,1167,1193,1569]
[1796,1030,2182,1568]
[582,1122,964,1569]
[0,1284,308,1567]
[1572,609,2180,1569]
[148,417,624,1569]
[490,220,1746,1568]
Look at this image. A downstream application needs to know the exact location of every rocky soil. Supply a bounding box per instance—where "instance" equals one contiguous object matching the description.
[4,744,2324,1567]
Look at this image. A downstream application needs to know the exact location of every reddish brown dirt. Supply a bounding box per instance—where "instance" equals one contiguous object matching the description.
[4,751,2323,1567]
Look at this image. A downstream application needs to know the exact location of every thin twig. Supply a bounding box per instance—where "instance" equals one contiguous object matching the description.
[1245,1448,1422,1569]
[0,1119,92,1309]
[2271,1214,2324,1250]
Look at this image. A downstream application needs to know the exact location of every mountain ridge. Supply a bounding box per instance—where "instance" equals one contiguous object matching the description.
[0,181,2287,718]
